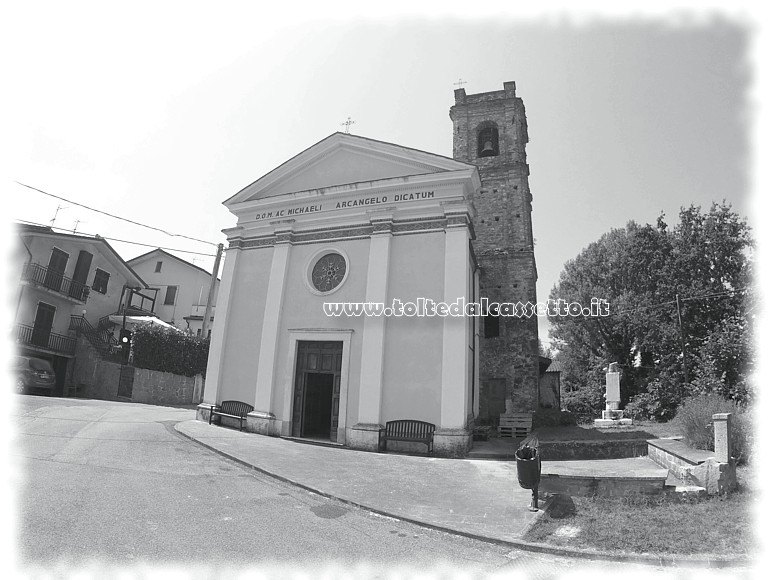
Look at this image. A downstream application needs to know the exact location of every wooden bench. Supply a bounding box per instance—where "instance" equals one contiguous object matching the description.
[209,400,254,432]
[378,420,435,455]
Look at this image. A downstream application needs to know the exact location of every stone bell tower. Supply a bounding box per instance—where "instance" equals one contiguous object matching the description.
[449,81,540,423]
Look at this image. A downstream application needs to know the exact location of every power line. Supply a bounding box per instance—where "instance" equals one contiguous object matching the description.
[553,286,749,321]
[610,299,678,317]
[16,181,219,247]
[614,287,749,317]
[15,219,218,257]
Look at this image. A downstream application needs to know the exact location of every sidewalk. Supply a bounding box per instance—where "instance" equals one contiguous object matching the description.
[176,420,543,543]
[175,420,752,568]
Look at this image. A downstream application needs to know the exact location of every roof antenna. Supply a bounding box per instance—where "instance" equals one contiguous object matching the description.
[49,204,68,227]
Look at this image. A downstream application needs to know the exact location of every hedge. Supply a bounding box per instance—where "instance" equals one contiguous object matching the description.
[131,323,210,377]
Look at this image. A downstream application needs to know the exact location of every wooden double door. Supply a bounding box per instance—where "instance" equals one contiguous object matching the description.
[292,341,343,441]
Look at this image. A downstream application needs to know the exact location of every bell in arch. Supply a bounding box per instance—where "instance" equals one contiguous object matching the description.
[478,127,499,157]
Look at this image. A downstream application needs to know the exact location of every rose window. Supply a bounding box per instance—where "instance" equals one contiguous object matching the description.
[311,253,347,293]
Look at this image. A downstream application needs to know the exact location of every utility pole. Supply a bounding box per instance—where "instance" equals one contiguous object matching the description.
[201,244,223,339]
[675,294,689,385]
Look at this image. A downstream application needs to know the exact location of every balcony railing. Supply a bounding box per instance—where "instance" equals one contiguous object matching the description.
[21,262,90,302]
[15,323,76,355]
[190,304,216,318]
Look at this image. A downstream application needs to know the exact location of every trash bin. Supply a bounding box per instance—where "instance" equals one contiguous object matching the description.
[515,445,541,511]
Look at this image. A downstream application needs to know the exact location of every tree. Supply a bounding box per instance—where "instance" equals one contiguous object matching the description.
[548,203,753,420]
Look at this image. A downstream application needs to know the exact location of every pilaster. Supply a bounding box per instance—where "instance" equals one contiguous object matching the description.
[351,214,392,450]
[253,226,293,414]
[440,211,471,431]
[201,244,240,405]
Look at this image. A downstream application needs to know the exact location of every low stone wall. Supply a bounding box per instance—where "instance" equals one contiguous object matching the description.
[647,437,737,495]
[647,438,711,479]
[69,335,203,406]
[131,367,197,406]
[69,337,121,400]
[538,438,649,461]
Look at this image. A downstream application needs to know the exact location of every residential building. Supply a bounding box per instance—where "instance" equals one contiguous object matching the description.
[127,248,219,337]
[14,224,148,395]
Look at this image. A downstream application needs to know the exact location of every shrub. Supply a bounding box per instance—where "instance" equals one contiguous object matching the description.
[730,411,754,465]
[673,393,753,464]
[131,323,210,377]
[624,393,656,422]
[561,384,604,423]
[624,374,690,422]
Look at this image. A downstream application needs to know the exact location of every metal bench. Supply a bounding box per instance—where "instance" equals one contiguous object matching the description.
[209,400,254,431]
[378,419,435,455]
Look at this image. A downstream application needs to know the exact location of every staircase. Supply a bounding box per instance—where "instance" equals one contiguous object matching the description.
[69,315,120,359]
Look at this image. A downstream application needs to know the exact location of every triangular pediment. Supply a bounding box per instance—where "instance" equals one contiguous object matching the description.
[226,133,475,206]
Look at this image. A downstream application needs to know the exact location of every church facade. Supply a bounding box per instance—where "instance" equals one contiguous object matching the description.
[198,81,539,457]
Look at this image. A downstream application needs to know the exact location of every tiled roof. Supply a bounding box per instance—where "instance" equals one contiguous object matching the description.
[546,360,564,373]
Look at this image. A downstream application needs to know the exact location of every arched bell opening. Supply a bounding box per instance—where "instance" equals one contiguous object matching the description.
[477,126,499,158]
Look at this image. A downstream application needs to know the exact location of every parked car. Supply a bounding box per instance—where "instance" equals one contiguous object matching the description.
[14,355,56,394]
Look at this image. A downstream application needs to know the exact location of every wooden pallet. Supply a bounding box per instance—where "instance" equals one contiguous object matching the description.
[498,413,533,438]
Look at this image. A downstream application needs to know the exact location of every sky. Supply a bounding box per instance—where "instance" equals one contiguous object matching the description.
[3,2,766,348]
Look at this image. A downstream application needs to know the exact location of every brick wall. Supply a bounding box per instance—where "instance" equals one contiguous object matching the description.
[450,81,540,414]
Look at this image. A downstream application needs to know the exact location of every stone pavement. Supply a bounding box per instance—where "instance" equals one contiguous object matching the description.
[176,420,543,544]
[175,419,747,568]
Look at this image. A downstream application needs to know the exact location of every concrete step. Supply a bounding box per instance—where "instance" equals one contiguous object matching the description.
[663,470,708,499]
[539,457,669,497]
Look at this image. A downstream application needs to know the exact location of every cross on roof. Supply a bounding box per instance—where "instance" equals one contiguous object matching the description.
[454,78,467,89]
[341,117,356,133]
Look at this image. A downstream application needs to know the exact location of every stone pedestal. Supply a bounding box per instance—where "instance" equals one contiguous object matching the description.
[347,423,382,452]
[712,413,733,463]
[247,410,281,436]
[433,427,472,457]
[196,403,212,423]
[593,363,632,428]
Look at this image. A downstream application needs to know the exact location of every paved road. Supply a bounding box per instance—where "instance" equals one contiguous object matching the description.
[11,396,748,578]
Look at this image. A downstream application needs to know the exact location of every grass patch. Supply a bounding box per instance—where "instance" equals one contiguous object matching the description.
[531,420,682,442]
[524,465,756,556]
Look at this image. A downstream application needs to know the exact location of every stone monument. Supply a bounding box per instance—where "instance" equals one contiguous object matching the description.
[594,362,633,428]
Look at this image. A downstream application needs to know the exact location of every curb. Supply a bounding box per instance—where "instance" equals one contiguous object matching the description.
[175,424,753,569]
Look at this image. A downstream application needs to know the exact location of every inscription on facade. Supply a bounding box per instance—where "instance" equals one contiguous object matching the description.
[255,191,435,221]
